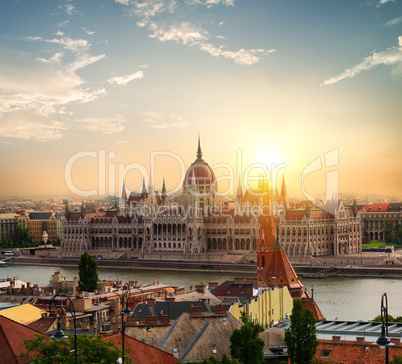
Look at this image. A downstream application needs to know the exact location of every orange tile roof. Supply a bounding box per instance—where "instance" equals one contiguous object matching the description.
[360,203,390,212]
[302,297,326,321]
[0,315,39,363]
[107,333,179,364]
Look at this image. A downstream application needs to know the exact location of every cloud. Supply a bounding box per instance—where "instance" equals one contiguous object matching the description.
[149,22,207,44]
[377,0,394,6]
[57,20,70,28]
[115,0,130,5]
[118,1,273,65]
[385,16,402,27]
[321,36,402,86]
[140,64,148,68]
[0,33,106,135]
[200,43,275,65]
[140,111,189,128]
[216,35,226,40]
[79,116,127,134]
[0,111,65,141]
[82,28,96,35]
[107,70,144,86]
[147,22,274,65]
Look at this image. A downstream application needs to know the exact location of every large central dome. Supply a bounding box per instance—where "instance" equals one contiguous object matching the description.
[184,137,216,187]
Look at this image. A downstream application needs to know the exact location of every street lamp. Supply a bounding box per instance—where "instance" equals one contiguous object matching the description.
[49,293,78,364]
[376,293,393,364]
[119,283,132,364]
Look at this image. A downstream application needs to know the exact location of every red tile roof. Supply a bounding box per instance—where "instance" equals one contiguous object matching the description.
[27,317,57,334]
[0,315,39,363]
[360,203,390,212]
[107,333,179,364]
[316,339,402,363]
[302,297,326,321]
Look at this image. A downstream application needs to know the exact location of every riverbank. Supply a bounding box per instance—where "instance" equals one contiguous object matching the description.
[7,256,402,279]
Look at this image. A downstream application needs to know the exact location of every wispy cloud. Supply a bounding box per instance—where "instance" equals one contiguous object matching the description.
[115,0,130,5]
[140,111,189,128]
[377,0,394,6]
[385,16,402,27]
[321,36,402,86]
[117,0,271,65]
[0,111,65,141]
[107,70,144,86]
[82,27,96,35]
[148,22,274,65]
[79,115,127,134]
[0,32,106,142]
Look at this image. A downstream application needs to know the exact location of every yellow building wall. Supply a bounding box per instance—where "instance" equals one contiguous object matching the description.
[229,286,293,327]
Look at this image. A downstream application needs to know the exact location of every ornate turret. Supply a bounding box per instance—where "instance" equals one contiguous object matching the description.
[257,217,304,299]
[141,177,147,200]
[281,174,287,199]
[197,134,202,161]
[236,175,243,200]
[161,178,167,204]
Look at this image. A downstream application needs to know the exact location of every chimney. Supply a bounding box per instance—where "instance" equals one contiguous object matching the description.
[208,282,218,289]
[332,336,341,343]
[174,286,185,295]
[158,290,164,297]
[147,298,156,305]
[145,315,157,325]
[214,305,227,315]
[195,285,205,293]
[356,337,365,345]
[161,314,170,324]
[190,306,202,316]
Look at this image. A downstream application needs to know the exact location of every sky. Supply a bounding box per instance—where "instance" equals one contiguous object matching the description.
[0,0,401,201]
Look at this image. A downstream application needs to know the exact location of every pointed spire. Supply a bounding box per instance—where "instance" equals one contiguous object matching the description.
[281,174,287,198]
[237,175,243,199]
[142,177,146,194]
[161,178,167,203]
[197,134,203,160]
[121,179,127,203]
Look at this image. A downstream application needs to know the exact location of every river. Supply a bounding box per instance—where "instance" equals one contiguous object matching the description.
[2,264,401,322]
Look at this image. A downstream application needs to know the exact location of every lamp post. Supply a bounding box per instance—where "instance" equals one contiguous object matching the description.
[120,283,132,364]
[376,293,392,364]
[49,293,78,364]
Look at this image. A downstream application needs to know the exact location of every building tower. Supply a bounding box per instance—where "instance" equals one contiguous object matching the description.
[119,179,127,215]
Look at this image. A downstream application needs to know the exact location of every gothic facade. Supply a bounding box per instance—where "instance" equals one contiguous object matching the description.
[61,139,361,258]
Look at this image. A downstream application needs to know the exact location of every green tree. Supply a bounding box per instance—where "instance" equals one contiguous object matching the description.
[78,252,99,292]
[372,313,395,322]
[230,311,265,364]
[383,220,395,243]
[393,355,402,364]
[18,333,132,363]
[16,225,32,245]
[285,299,318,364]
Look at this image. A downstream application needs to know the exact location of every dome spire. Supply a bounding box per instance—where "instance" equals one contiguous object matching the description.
[197,134,203,160]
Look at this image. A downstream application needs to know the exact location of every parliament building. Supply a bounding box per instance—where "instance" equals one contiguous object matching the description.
[61,138,361,261]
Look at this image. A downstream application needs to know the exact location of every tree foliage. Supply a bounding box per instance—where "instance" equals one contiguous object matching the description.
[230,311,265,364]
[18,333,131,363]
[78,252,99,292]
[284,299,318,364]
[372,314,402,323]
[383,220,402,245]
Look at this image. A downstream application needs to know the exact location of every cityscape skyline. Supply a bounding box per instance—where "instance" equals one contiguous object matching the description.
[0,0,401,200]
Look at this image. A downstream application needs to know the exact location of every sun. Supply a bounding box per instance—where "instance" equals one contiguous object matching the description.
[255,146,283,167]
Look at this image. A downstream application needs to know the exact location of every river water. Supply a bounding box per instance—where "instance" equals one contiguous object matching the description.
[2,264,401,322]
